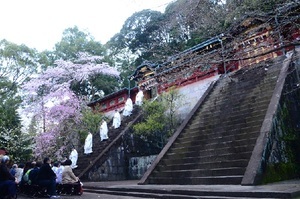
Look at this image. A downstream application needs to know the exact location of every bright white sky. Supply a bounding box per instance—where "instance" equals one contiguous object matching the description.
[0,0,174,51]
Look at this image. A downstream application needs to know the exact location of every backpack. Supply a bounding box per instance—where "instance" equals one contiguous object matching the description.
[22,169,32,183]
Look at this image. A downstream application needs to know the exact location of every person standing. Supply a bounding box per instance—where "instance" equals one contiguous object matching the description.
[99,119,108,141]
[135,89,144,106]
[112,110,121,129]
[36,157,59,198]
[123,98,133,116]
[69,148,78,169]
[84,132,93,155]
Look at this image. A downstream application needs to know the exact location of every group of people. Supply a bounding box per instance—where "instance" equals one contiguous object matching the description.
[83,89,144,155]
[0,148,81,199]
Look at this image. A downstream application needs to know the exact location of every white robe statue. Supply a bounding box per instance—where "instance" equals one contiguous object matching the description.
[84,132,93,154]
[69,148,78,168]
[100,120,109,141]
[112,111,121,129]
[123,98,133,116]
[135,90,144,106]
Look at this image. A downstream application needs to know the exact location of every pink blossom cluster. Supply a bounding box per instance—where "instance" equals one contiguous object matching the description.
[22,53,120,159]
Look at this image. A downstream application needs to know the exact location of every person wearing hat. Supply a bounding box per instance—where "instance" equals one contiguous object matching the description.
[0,155,17,198]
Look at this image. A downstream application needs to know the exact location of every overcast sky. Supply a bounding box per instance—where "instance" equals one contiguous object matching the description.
[0,0,174,51]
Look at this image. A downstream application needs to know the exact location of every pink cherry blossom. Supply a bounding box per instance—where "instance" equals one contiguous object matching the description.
[22,53,120,159]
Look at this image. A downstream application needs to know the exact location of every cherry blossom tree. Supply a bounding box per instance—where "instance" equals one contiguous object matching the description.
[22,53,120,159]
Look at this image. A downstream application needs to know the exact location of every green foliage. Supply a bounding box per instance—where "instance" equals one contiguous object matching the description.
[0,39,38,86]
[88,73,119,96]
[0,79,22,130]
[161,87,183,135]
[37,50,56,70]
[54,26,106,61]
[53,26,119,95]
[0,40,37,163]
[132,88,182,151]
[0,128,33,163]
[133,100,167,136]
[262,162,299,184]
[77,107,104,143]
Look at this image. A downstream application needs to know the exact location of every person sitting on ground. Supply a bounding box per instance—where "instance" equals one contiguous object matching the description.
[22,161,36,185]
[61,159,82,195]
[19,161,36,193]
[22,161,33,179]
[0,155,17,199]
[9,164,18,179]
[36,157,59,198]
[52,161,64,184]
[15,163,24,184]
[28,161,42,185]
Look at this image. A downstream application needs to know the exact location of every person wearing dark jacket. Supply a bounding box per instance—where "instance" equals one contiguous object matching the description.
[36,157,60,198]
[28,161,42,185]
[0,155,17,199]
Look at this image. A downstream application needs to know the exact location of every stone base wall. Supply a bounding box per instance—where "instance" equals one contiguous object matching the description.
[128,155,157,180]
[86,145,157,181]
[87,146,127,181]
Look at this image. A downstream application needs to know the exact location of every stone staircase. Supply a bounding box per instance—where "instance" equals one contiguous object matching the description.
[140,57,285,185]
[83,179,300,199]
[74,106,142,179]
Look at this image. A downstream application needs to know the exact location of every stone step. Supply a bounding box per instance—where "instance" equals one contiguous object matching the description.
[145,63,282,185]
[183,126,262,141]
[156,159,249,171]
[210,83,276,100]
[198,97,272,118]
[162,151,252,165]
[147,175,243,185]
[152,167,246,178]
[181,125,261,141]
[84,181,294,199]
[185,116,264,133]
[200,84,276,108]
[167,139,256,157]
[84,188,261,199]
[166,145,255,161]
[172,137,258,152]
